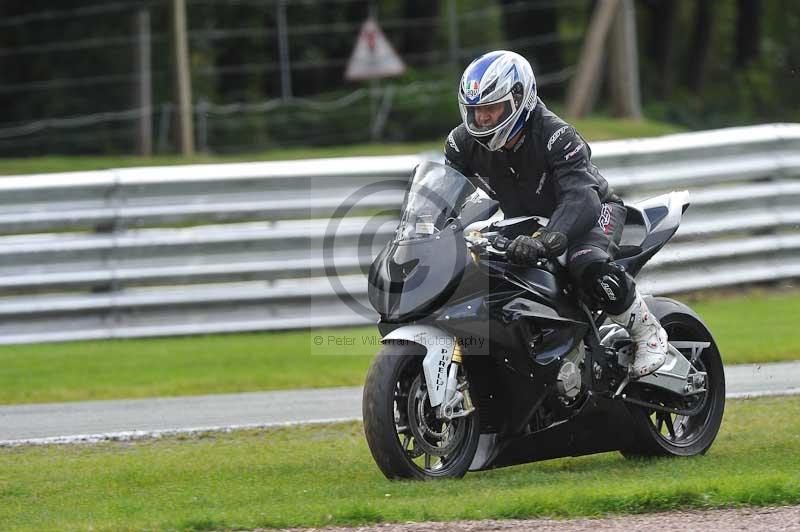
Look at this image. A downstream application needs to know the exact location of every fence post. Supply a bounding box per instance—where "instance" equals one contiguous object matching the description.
[134,7,153,157]
[277,0,292,100]
[448,0,461,73]
[157,103,173,153]
[172,0,195,156]
[197,98,209,153]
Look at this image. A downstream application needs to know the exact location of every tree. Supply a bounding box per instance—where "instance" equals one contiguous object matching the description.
[686,0,714,92]
[734,0,761,68]
[642,0,679,97]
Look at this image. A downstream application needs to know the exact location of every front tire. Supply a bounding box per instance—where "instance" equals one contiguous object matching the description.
[362,342,480,479]
[622,297,726,458]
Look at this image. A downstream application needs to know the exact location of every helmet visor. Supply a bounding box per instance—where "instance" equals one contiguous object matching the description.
[460,93,517,136]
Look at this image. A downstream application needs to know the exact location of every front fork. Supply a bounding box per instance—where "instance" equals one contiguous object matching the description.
[381,326,477,421]
[439,340,476,420]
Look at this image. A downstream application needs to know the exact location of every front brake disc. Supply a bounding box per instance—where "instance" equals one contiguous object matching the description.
[406,374,466,457]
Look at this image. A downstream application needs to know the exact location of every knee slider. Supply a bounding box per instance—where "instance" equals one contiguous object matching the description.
[586,262,634,314]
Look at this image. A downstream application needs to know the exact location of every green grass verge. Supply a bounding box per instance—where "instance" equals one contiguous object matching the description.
[690,288,800,364]
[0,328,376,405]
[0,117,684,176]
[0,289,798,405]
[1,396,798,531]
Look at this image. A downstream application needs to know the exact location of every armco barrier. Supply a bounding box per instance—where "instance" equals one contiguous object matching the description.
[0,124,798,344]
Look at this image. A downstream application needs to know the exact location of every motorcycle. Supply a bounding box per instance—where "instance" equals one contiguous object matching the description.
[362,161,725,479]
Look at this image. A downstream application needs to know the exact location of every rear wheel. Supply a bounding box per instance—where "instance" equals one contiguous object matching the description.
[362,342,480,479]
[622,297,726,458]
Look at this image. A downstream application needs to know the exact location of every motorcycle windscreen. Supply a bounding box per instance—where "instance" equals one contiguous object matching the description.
[393,161,477,242]
[369,162,476,320]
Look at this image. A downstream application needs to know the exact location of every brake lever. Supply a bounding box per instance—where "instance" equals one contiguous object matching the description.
[464,231,489,248]
[466,231,507,258]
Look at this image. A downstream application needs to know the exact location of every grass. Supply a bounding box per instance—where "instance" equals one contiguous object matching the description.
[0,116,684,176]
[690,287,800,364]
[0,396,798,531]
[0,327,377,405]
[0,289,798,406]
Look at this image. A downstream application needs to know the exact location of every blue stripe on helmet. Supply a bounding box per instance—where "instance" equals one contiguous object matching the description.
[463,51,504,104]
[507,112,528,142]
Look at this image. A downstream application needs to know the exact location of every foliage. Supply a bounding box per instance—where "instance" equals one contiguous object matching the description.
[637,0,800,128]
[1,1,798,155]
[0,115,683,175]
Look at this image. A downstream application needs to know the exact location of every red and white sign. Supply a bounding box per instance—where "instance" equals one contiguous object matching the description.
[344,18,406,81]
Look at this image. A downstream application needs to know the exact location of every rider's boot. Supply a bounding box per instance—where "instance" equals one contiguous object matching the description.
[608,291,668,378]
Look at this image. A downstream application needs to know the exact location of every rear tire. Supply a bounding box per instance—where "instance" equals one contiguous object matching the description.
[362,342,480,479]
[622,297,725,458]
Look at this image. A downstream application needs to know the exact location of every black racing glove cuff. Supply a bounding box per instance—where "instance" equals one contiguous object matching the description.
[534,229,568,257]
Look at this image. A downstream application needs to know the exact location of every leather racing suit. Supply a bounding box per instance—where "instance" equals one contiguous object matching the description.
[443,99,632,313]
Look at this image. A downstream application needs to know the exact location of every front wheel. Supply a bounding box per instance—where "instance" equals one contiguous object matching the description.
[622,297,726,458]
[362,342,480,479]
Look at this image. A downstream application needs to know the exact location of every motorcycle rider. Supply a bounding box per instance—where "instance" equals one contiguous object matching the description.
[444,50,667,377]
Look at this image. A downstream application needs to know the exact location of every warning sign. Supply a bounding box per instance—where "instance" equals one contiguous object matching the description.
[344,18,406,81]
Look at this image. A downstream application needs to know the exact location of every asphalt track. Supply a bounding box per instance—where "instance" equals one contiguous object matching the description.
[1,361,799,446]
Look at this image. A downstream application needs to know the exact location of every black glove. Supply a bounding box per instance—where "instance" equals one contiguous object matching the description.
[539,230,568,256]
[507,235,547,265]
[506,230,568,265]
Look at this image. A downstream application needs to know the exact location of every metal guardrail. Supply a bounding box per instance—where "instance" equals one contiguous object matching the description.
[0,123,799,344]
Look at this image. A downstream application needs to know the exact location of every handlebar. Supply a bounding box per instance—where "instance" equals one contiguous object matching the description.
[465,231,552,269]
[465,231,511,257]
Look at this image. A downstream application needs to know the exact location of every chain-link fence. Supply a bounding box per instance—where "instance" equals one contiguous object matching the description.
[0,0,587,156]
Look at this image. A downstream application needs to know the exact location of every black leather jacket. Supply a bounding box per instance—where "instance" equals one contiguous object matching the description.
[444,99,621,243]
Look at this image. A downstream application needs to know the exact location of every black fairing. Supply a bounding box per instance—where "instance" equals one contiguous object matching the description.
[616,245,660,278]
[368,225,469,322]
[486,393,638,468]
[500,297,587,363]
[428,267,588,437]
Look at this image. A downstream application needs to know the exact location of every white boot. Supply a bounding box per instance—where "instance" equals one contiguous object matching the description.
[608,292,668,378]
